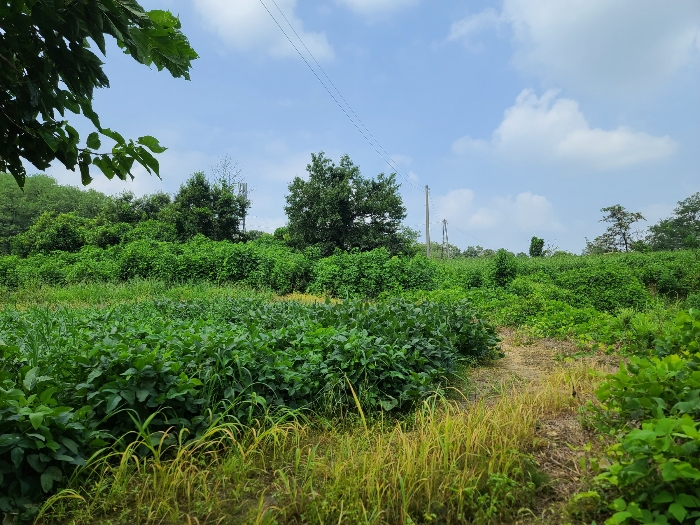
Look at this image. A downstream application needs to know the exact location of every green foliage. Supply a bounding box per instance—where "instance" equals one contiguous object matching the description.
[555,266,649,313]
[171,172,249,242]
[309,248,438,298]
[492,249,517,287]
[648,193,700,251]
[529,236,545,257]
[0,1,197,187]
[0,296,499,518]
[0,174,107,254]
[284,152,409,256]
[595,417,700,525]
[582,309,700,524]
[11,212,89,256]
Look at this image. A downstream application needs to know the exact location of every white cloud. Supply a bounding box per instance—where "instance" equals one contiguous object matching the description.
[448,8,502,43]
[436,188,561,234]
[451,136,487,155]
[453,89,678,170]
[450,0,700,93]
[337,0,418,16]
[194,0,333,60]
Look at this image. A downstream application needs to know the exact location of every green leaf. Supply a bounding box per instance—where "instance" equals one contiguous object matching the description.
[29,412,45,430]
[86,369,103,383]
[27,454,46,473]
[79,154,93,186]
[609,511,632,524]
[60,437,79,455]
[23,366,40,391]
[10,447,24,469]
[40,466,62,493]
[137,135,167,153]
[106,394,122,413]
[669,503,687,523]
[101,128,126,145]
[86,132,101,150]
[612,498,628,512]
[654,491,676,504]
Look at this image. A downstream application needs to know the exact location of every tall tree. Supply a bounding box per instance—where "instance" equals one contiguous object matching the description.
[0,0,197,188]
[584,204,645,254]
[284,152,410,256]
[529,236,545,257]
[172,172,249,241]
[647,192,700,251]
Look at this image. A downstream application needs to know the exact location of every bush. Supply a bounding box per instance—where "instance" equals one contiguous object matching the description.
[11,212,88,256]
[308,248,438,297]
[555,266,648,313]
[491,249,517,287]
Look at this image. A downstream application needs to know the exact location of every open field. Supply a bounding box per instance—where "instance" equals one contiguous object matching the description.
[1,249,700,524]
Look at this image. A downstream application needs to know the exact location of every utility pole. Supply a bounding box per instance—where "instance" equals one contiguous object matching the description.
[442,219,450,259]
[239,182,248,234]
[425,185,430,258]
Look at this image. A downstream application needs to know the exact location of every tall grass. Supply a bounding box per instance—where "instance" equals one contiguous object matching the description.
[39,364,601,525]
[0,279,274,309]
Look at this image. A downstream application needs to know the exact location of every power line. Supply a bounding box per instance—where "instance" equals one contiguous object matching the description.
[259,0,496,251]
[258,0,422,192]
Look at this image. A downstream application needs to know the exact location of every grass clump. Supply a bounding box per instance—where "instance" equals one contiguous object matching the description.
[39,364,598,525]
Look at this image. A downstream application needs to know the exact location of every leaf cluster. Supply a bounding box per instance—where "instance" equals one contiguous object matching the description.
[0,0,197,187]
[0,296,500,518]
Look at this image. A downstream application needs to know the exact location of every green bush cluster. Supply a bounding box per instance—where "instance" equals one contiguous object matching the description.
[0,296,499,519]
[582,309,700,524]
[2,237,700,308]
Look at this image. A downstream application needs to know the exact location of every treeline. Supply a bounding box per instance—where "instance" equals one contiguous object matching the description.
[0,171,249,256]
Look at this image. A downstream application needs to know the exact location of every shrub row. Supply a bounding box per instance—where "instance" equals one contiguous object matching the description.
[0,296,499,519]
[1,239,699,308]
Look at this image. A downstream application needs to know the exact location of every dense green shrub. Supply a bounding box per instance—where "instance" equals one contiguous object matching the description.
[491,249,517,287]
[308,248,438,297]
[86,221,133,248]
[11,212,88,256]
[0,296,499,518]
[583,310,700,524]
[555,266,648,313]
[123,220,178,243]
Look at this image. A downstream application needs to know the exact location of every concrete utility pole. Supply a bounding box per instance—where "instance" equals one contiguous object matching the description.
[442,219,450,259]
[239,182,248,234]
[425,185,430,258]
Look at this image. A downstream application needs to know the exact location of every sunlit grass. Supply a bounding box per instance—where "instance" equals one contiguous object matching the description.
[38,363,603,525]
[0,280,275,309]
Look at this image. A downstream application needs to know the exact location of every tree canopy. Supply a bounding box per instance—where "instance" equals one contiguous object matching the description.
[584,205,645,254]
[647,192,700,251]
[0,0,197,188]
[284,153,411,256]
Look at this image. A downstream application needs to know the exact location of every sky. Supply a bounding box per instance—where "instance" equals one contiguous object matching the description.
[38,0,700,253]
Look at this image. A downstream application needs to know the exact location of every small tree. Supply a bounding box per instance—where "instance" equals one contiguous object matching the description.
[529,236,545,257]
[492,249,517,287]
[284,152,409,256]
[585,205,645,253]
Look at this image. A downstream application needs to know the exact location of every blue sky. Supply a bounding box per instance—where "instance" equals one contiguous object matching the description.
[41,0,700,253]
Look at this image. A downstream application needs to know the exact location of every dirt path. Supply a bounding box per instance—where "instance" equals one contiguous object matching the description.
[466,329,619,524]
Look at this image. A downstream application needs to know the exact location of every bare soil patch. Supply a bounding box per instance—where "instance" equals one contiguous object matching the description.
[467,329,619,524]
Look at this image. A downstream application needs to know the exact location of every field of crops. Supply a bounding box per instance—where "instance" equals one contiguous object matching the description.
[1,246,700,524]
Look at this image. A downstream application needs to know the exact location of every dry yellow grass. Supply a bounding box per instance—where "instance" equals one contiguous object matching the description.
[38,362,604,525]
